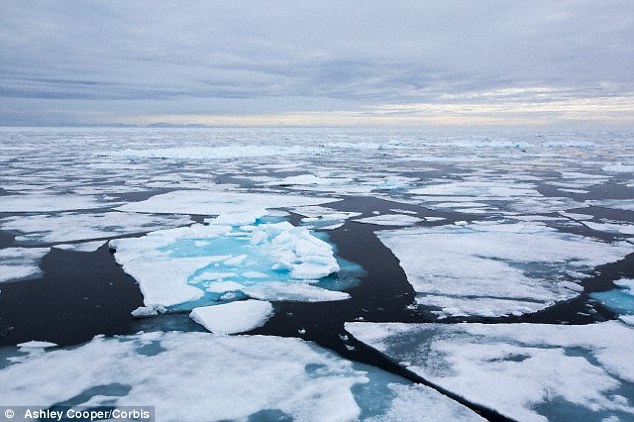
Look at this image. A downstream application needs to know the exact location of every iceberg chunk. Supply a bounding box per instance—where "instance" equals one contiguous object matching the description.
[110,217,343,308]
[189,300,274,335]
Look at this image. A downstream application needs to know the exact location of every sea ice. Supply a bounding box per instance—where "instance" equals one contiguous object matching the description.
[0,247,50,283]
[377,221,633,317]
[346,321,634,422]
[0,331,484,421]
[116,189,339,216]
[353,214,423,227]
[241,281,350,302]
[1,212,192,244]
[110,217,344,308]
[189,300,274,335]
[0,194,116,212]
[591,278,634,316]
[52,241,106,252]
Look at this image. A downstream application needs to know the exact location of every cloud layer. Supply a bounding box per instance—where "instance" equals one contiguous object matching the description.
[1,1,633,126]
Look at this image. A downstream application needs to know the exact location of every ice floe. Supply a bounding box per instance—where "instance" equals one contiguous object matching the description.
[190,300,274,335]
[353,214,423,227]
[377,221,633,317]
[109,217,346,308]
[116,189,339,216]
[346,321,634,422]
[0,247,50,283]
[0,331,484,421]
[0,194,116,212]
[52,240,107,253]
[1,212,192,243]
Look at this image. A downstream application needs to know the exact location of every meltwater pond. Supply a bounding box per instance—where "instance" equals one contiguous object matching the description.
[1,127,634,421]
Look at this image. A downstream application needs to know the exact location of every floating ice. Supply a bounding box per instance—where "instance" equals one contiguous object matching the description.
[582,221,634,236]
[116,189,339,216]
[190,300,274,335]
[591,278,634,316]
[0,247,49,283]
[377,222,633,317]
[110,217,344,308]
[346,321,634,422]
[0,331,483,421]
[1,212,192,243]
[603,163,634,173]
[353,214,423,227]
[0,194,116,212]
[52,240,106,253]
[17,341,58,349]
[241,281,350,302]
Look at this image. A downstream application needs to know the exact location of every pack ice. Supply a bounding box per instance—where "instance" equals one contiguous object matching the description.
[109,214,347,308]
[0,331,485,422]
[346,321,634,422]
[378,221,633,317]
[0,247,49,283]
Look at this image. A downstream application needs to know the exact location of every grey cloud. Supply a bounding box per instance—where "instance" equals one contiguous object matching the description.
[0,0,632,125]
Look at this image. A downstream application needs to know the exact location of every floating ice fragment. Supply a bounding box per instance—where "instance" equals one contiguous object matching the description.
[131,304,167,318]
[110,217,343,308]
[190,300,274,335]
[17,341,58,349]
[2,212,192,243]
[241,281,350,302]
[353,214,422,227]
[52,240,106,253]
[0,247,50,283]
[377,222,633,317]
[116,189,339,215]
[346,321,634,422]
[0,194,116,212]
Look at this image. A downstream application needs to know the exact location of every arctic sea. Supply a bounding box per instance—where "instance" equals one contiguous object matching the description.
[0,127,633,421]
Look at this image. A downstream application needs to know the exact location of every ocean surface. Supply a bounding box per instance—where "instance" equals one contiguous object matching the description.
[0,127,633,421]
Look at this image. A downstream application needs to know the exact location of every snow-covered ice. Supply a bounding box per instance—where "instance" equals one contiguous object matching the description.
[0,194,116,212]
[116,189,339,216]
[0,247,50,283]
[377,221,633,317]
[189,300,274,335]
[0,331,484,422]
[353,214,423,227]
[1,212,192,243]
[346,321,634,422]
[52,240,106,253]
[109,217,345,308]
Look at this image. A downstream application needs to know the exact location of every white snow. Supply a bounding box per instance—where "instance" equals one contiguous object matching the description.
[189,300,274,335]
[353,214,423,227]
[109,218,343,308]
[377,222,633,317]
[1,212,192,243]
[0,247,50,283]
[346,321,634,422]
[116,189,339,216]
[241,281,350,302]
[17,341,58,349]
[0,194,116,212]
[0,331,484,421]
[582,221,634,236]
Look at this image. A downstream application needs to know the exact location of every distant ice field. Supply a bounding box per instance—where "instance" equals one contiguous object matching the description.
[1,127,633,421]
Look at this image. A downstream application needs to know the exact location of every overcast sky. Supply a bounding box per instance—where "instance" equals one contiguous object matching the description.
[1,1,633,126]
